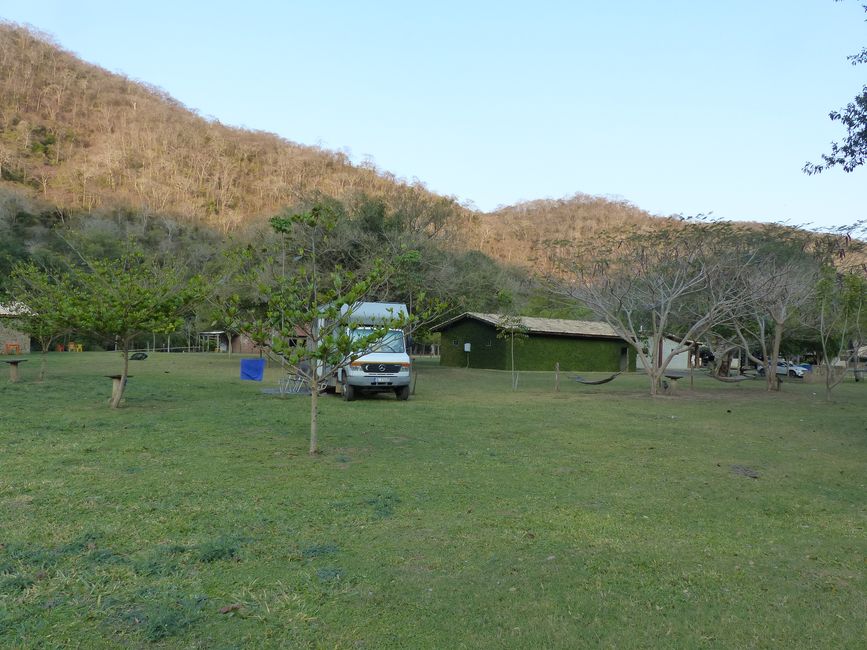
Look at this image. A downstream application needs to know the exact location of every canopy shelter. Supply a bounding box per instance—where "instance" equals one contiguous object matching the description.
[198,330,228,352]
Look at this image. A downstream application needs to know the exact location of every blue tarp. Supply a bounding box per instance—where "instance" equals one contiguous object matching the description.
[240,358,266,381]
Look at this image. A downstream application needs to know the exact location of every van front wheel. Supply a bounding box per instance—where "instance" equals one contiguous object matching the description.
[395,386,410,401]
[343,383,356,402]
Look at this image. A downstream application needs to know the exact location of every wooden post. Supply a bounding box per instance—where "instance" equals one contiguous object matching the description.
[555,362,560,392]
[106,375,132,406]
[689,344,695,389]
[4,359,26,383]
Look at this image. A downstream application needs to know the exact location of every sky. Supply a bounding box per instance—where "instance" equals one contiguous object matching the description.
[1,1,865,228]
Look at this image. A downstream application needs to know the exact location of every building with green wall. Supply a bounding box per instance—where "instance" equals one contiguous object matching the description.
[433,313,635,372]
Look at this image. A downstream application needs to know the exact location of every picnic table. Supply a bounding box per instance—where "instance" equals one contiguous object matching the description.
[1,358,27,383]
[662,370,690,392]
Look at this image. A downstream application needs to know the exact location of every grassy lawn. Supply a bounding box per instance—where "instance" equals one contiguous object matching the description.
[1,353,865,648]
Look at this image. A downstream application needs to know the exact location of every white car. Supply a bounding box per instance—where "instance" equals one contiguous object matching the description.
[757,360,806,378]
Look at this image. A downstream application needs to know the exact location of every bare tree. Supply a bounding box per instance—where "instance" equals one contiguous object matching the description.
[812,269,867,400]
[550,220,747,395]
[729,254,819,391]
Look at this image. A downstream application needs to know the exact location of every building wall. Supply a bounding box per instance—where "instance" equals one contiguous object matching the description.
[438,319,634,372]
[0,320,30,354]
[230,333,261,354]
[439,320,507,369]
[636,338,697,371]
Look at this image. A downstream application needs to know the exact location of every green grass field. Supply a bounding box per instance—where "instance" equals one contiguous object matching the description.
[1,353,865,648]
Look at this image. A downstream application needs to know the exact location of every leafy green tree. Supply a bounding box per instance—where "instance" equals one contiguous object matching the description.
[68,246,205,407]
[236,205,408,455]
[495,314,529,390]
[6,261,75,381]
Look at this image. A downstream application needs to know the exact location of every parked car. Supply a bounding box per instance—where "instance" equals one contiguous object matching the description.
[757,360,806,378]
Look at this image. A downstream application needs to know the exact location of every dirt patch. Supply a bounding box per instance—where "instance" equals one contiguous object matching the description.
[730,464,760,479]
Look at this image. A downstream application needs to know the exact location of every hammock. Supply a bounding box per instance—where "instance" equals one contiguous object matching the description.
[710,373,754,383]
[573,372,621,385]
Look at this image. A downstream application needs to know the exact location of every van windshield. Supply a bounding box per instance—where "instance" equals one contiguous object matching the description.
[350,328,405,353]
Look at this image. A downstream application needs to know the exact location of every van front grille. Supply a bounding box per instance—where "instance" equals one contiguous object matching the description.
[361,363,401,374]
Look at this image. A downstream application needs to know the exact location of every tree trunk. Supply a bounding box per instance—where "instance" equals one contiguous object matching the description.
[511,334,516,390]
[39,347,47,382]
[688,348,695,389]
[649,370,661,396]
[718,352,732,377]
[768,324,784,392]
[309,380,319,455]
[110,345,130,408]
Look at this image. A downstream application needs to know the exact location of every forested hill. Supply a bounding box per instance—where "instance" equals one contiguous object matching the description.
[461,195,661,273]
[0,22,664,268]
[0,23,470,231]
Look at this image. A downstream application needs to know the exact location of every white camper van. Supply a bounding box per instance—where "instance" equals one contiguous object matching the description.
[335,302,412,401]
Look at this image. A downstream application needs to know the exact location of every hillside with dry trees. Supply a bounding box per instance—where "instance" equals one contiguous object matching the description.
[0,22,666,269]
[462,194,662,273]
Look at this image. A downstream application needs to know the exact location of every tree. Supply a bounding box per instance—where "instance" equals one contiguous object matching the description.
[804,3,867,175]
[68,245,205,407]
[550,220,746,395]
[495,314,529,390]
[236,205,408,455]
[711,223,865,391]
[727,248,819,391]
[812,269,867,400]
[6,261,74,381]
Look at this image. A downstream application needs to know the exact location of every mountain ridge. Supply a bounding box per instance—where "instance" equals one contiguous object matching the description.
[0,22,665,270]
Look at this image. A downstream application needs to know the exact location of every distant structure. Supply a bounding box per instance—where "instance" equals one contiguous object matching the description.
[0,304,31,354]
[432,313,633,372]
[636,335,705,371]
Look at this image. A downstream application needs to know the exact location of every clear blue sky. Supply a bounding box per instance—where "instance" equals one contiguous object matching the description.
[1,1,864,228]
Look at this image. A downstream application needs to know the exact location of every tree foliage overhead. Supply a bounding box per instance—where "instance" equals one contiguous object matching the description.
[804,2,867,175]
